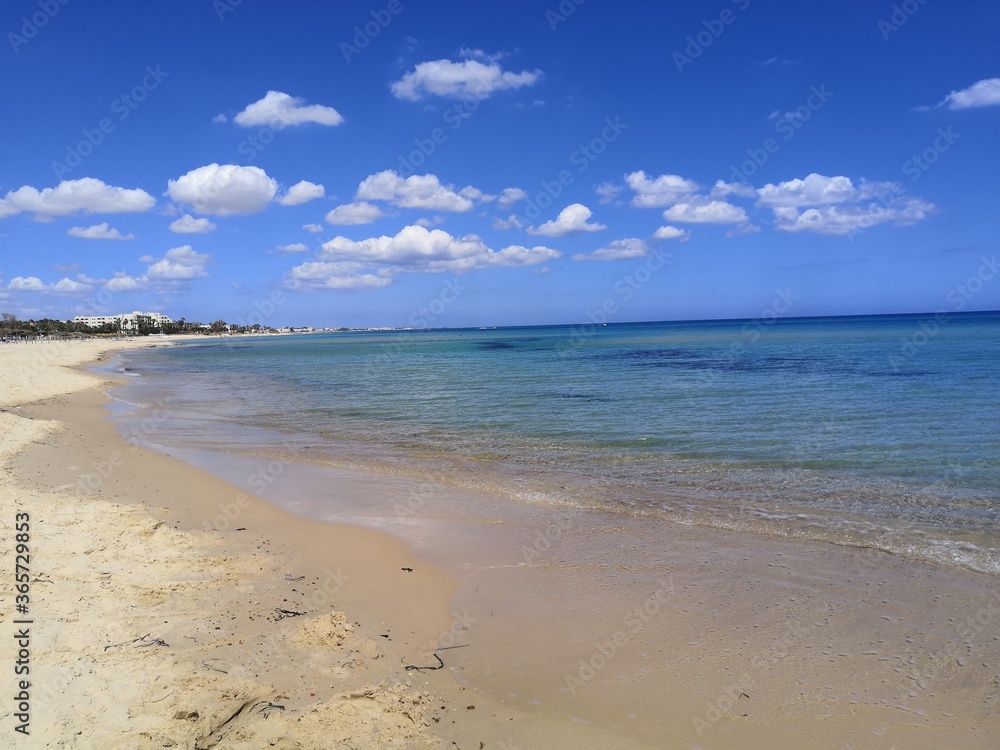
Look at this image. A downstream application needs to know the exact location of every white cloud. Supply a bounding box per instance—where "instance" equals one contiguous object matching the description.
[303,223,324,234]
[415,216,445,228]
[459,185,495,202]
[490,245,562,267]
[212,113,227,123]
[493,214,523,230]
[573,238,649,262]
[772,199,934,236]
[663,198,749,225]
[595,182,624,205]
[652,225,691,242]
[753,173,934,235]
[169,214,217,234]
[291,225,562,286]
[234,90,344,127]
[626,171,699,208]
[105,273,147,292]
[67,223,134,240]
[356,170,486,212]
[274,243,309,254]
[146,245,211,281]
[167,163,277,216]
[1,178,155,218]
[498,187,527,208]
[527,203,606,237]
[50,277,90,295]
[277,180,325,206]
[939,78,1000,110]
[7,276,46,291]
[391,59,542,101]
[756,174,857,208]
[710,180,757,200]
[287,261,392,291]
[326,201,385,225]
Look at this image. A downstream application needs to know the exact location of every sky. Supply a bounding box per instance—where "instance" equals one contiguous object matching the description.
[1,0,998,328]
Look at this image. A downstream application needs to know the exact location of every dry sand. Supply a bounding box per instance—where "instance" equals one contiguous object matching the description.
[1,337,997,749]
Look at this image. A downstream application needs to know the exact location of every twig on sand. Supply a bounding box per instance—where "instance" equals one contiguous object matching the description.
[104,633,169,651]
[273,607,307,621]
[202,659,228,674]
[403,644,470,671]
[250,701,285,718]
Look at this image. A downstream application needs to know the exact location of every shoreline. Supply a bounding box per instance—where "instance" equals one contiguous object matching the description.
[2,337,998,748]
[1,339,629,749]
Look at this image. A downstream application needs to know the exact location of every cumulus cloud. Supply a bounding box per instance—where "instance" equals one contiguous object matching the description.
[50,277,90,295]
[274,243,309,254]
[652,225,691,241]
[234,90,344,127]
[356,170,487,212]
[105,273,147,292]
[287,225,561,289]
[7,276,46,291]
[493,214,523,230]
[167,164,278,216]
[303,223,324,234]
[1,178,155,218]
[938,78,1000,110]
[710,180,757,200]
[277,180,325,206]
[326,201,385,225]
[391,59,542,101]
[287,261,392,291]
[755,173,935,235]
[498,187,527,208]
[663,198,749,225]
[595,182,624,205]
[169,214,217,234]
[756,174,858,208]
[5,275,92,295]
[626,171,699,208]
[771,199,934,236]
[415,216,445,228]
[68,223,134,240]
[527,203,606,237]
[573,238,649,262]
[146,245,211,281]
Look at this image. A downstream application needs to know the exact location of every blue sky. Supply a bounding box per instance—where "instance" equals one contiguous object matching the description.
[1,0,998,328]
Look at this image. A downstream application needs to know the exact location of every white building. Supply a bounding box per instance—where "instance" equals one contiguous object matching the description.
[74,311,173,331]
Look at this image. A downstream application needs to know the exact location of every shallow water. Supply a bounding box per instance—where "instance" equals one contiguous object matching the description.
[109,312,1000,574]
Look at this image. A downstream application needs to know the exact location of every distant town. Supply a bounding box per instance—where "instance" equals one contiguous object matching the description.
[0,311,336,339]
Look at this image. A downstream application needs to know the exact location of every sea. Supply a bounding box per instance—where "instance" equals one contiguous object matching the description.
[107,312,1000,575]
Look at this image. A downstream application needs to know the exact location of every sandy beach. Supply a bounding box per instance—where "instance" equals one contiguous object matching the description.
[1,337,998,749]
[0,338,630,749]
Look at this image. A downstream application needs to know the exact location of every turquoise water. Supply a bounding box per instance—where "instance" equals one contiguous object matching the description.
[112,312,1000,573]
